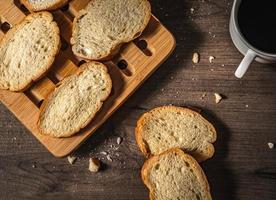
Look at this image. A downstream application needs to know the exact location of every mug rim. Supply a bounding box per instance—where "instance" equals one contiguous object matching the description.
[233,0,276,57]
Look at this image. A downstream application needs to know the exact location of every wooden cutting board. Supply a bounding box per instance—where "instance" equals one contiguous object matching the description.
[0,0,175,157]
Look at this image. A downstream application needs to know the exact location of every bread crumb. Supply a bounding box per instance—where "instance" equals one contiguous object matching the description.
[89,158,100,172]
[116,137,122,145]
[67,156,77,165]
[209,56,215,63]
[100,151,108,155]
[201,93,207,100]
[245,104,249,108]
[32,164,36,168]
[190,8,195,14]
[214,93,222,104]
[106,155,113,162]
[192,52,200,64]
[268,142,274,149]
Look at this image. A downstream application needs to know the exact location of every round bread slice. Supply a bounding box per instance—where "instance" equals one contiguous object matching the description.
[20,0,69,11]
[141,148,212,200]
[38,62,112,138]
[71,0,151,60]
[136,106,217,162]
[0,12,60,91]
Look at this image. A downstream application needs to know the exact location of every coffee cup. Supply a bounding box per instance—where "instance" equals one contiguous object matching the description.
[230,0,276,78]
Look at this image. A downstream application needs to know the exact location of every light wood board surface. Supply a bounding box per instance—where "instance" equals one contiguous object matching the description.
[0,0,175,157]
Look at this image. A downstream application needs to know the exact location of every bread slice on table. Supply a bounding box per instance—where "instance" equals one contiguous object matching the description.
[0,12,60,91]
[71,0,151,60]
[20,0,69,11]
[141,148,212,200]
[136,106,216,162]
[38,62,112,138]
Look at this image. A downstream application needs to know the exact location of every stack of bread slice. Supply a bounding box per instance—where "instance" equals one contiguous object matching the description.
[135,106,217,200]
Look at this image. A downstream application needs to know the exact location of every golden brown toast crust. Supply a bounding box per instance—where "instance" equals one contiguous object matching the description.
[141,148,212,200]
[135,106,217,162]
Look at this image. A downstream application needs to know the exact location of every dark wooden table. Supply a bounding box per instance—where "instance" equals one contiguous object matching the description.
[1,0,276,199]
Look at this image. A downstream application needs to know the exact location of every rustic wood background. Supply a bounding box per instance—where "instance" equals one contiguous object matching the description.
[1,0,276,199]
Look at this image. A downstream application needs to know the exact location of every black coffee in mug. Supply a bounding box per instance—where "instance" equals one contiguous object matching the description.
[238,0,276,54]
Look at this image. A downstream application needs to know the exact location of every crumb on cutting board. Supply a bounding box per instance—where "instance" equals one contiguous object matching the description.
[89,158,100,172]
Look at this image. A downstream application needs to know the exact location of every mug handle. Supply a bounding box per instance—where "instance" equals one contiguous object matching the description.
[235,49,257,78]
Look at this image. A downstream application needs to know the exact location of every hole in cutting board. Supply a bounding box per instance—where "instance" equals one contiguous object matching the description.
[60,4,69,11]
[24,90,44,108]
[117,59,128,70]
[47,72,61,84]
[134,39,152,56]
[109,87,115,97]
[78,60,86,66]
[117,59,132,76]
[61,38,69,51]
[1,22,11,33]
[14,0,30,14]
[59,3,74,21]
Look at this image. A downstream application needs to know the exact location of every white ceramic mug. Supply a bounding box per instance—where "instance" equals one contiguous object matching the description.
[230,0,276,78]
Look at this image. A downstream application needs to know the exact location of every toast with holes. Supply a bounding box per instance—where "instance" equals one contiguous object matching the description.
[0,12,60,91]
[38,61,112,138]
[71,0,151,60]
[20,0,69,11]
[136,106,217,162]
[141,148,212,200]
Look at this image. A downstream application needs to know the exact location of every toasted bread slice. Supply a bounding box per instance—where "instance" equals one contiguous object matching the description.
[20,0,68,11]
[0,12,60,91]
[136,106,216,162]
[38,62,112,138]
[141,148,212,200]
[71,0,151,60]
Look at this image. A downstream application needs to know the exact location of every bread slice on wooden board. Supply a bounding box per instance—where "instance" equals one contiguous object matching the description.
[136,106,216,162]
[0,12,60,91]
[71,0,151,60]
[38,62,112,138]
[20,0,69,11]
[141,148,212,200]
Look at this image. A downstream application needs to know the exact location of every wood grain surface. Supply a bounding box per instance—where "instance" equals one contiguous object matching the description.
[0,0,276,199]
[0,0,175,157]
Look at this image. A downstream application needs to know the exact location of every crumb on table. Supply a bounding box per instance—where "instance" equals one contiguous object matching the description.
[214,93,223,104]
[89,158,100,172]
[268,142,274,149]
